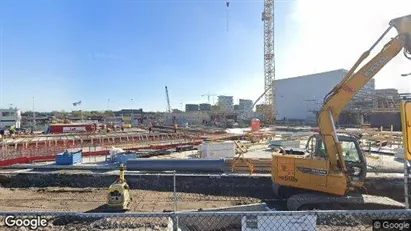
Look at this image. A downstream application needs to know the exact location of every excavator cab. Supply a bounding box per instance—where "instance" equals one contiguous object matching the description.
[272,133,367,199]
[305,133,367,186]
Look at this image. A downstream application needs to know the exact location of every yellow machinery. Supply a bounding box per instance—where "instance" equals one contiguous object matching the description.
[107,164,132,210]
[272,14,411,210]
[400,100,411,209]
[400,100,411,162]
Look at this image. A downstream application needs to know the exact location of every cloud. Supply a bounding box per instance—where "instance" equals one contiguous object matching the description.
[280,0,411,92]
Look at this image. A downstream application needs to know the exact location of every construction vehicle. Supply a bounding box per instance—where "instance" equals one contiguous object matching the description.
[271,14,411,211]
[106,164,132,210]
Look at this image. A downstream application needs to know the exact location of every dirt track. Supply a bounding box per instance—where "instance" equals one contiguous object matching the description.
[0,187,260,213]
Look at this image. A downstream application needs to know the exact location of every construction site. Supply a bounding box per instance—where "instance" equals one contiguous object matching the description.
[1,2,411,230]
[0,125,408,203]
[0,123,408,230]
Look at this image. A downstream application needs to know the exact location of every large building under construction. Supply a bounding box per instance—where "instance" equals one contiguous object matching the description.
[273,69,402,130]
[339,88,402,130]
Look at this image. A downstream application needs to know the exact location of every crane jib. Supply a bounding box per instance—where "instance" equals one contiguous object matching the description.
[364,57,388,78]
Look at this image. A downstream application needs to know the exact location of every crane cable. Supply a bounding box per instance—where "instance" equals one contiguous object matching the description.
[226,1,230,32]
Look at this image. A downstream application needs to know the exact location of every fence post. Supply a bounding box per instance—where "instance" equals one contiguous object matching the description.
[172,171,179,231]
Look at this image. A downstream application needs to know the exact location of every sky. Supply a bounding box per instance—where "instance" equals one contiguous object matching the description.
[0,0,410,112]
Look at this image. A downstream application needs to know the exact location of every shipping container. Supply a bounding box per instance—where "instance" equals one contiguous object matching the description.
[56,150,83,165]
[48,123,95,134]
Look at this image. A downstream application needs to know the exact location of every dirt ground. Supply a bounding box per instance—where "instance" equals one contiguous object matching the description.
[0,187,260,213]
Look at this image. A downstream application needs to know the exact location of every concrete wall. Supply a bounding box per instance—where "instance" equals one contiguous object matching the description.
[273,69,348,120]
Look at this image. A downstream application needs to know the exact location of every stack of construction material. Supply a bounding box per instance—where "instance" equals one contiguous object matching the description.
[108,147,139,164]
[56,150,83,165]
[108,147,126,162]
[201,141,236,159]
[114,151,138,164]
[268,140,300,150]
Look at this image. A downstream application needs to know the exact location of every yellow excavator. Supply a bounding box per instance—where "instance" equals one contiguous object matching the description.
[272,14,411,210]
[106,164,132,211]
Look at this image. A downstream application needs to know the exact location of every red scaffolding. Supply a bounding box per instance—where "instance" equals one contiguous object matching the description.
[0,131,196,166]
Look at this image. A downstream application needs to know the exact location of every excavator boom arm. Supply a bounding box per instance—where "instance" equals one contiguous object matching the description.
[318,14,411,174]
[319,36,404,172]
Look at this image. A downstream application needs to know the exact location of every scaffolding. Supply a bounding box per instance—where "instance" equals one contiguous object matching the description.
[0,129,249,165]
[0,131,188,162]
[307,88,402,127]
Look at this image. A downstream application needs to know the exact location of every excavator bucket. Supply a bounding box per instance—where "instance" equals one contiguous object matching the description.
[400,100,411,161]
[390,14,411,51]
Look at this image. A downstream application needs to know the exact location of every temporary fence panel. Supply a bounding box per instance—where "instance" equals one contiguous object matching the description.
[0,209,409,231]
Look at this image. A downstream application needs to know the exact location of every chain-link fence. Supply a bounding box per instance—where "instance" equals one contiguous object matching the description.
[404,159,411,209]
[0,209,410,231]
[0,170,409,212]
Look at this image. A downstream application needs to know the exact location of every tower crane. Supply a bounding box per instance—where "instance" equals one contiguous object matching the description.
[225,0,275,124]
[165,86,171,113]
[201,93,218,104]
[262,0,275,124]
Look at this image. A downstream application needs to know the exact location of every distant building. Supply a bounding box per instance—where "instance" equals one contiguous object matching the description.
[0,108,21,129]
[256,104,270,113]
[239,99,253,112]
[217,96,234,111]
[272,69,375,121]
[185,104,199,112]
[164,112,211,127]
[234,105,239,111]
[373,88,400,109]
[348,79,376,110]
[114,109,143,118]
[199,103,211,111]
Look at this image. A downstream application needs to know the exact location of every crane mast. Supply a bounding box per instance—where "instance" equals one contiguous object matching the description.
[165,86,171,113]
[262,0,275,124]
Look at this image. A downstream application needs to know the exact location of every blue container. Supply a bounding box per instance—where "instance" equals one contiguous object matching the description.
[56,150,83,165]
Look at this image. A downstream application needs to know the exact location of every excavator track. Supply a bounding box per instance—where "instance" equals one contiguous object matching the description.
[287,193,405,211]
[273,183,405,211]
